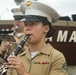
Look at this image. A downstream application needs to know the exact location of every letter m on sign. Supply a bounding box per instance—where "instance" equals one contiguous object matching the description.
[57,30,68,42]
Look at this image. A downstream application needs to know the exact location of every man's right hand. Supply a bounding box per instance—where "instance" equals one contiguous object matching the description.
[0,43,10,56]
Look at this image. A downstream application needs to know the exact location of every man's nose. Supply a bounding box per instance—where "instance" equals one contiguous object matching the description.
[26,26,31,31]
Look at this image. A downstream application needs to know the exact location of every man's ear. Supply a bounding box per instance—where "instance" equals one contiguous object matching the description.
[44,25,50,33]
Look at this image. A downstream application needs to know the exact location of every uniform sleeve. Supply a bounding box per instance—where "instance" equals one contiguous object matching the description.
[49,51,68,75]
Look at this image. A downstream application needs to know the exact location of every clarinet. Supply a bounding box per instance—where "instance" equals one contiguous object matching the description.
[3,26,19,61]
[0,34,30,75]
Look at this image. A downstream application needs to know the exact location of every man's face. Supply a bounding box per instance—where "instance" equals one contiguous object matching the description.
[13,20,25,32]
[25,22,49,45]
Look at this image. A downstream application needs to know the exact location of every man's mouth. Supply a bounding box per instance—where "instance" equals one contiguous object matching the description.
[26,34,32,37]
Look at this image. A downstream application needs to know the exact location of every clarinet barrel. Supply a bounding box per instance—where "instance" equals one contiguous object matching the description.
[11,34,29,56]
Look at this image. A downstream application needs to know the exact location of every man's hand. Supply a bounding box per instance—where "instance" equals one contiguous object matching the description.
[5,56,29,75]
[0,42,11,56]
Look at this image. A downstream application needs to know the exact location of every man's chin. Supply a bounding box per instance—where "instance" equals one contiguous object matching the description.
[28,41,36,45]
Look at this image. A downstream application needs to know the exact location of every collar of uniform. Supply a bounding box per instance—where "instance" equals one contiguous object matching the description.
[38,43,53,55]
[27,43,53,56]
[19,44,53,58]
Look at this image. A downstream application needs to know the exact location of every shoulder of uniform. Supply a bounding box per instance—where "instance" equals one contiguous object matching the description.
[46,43,65,61]
[51,47,65,59]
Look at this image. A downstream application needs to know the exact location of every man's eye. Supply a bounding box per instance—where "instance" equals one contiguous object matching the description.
[24,23,27,26]
[31,23,35,25]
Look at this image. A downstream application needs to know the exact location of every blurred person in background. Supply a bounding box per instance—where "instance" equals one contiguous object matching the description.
[0,8,28,60]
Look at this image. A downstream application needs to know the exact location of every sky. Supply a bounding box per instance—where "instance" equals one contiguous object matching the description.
[0,0,76,20]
